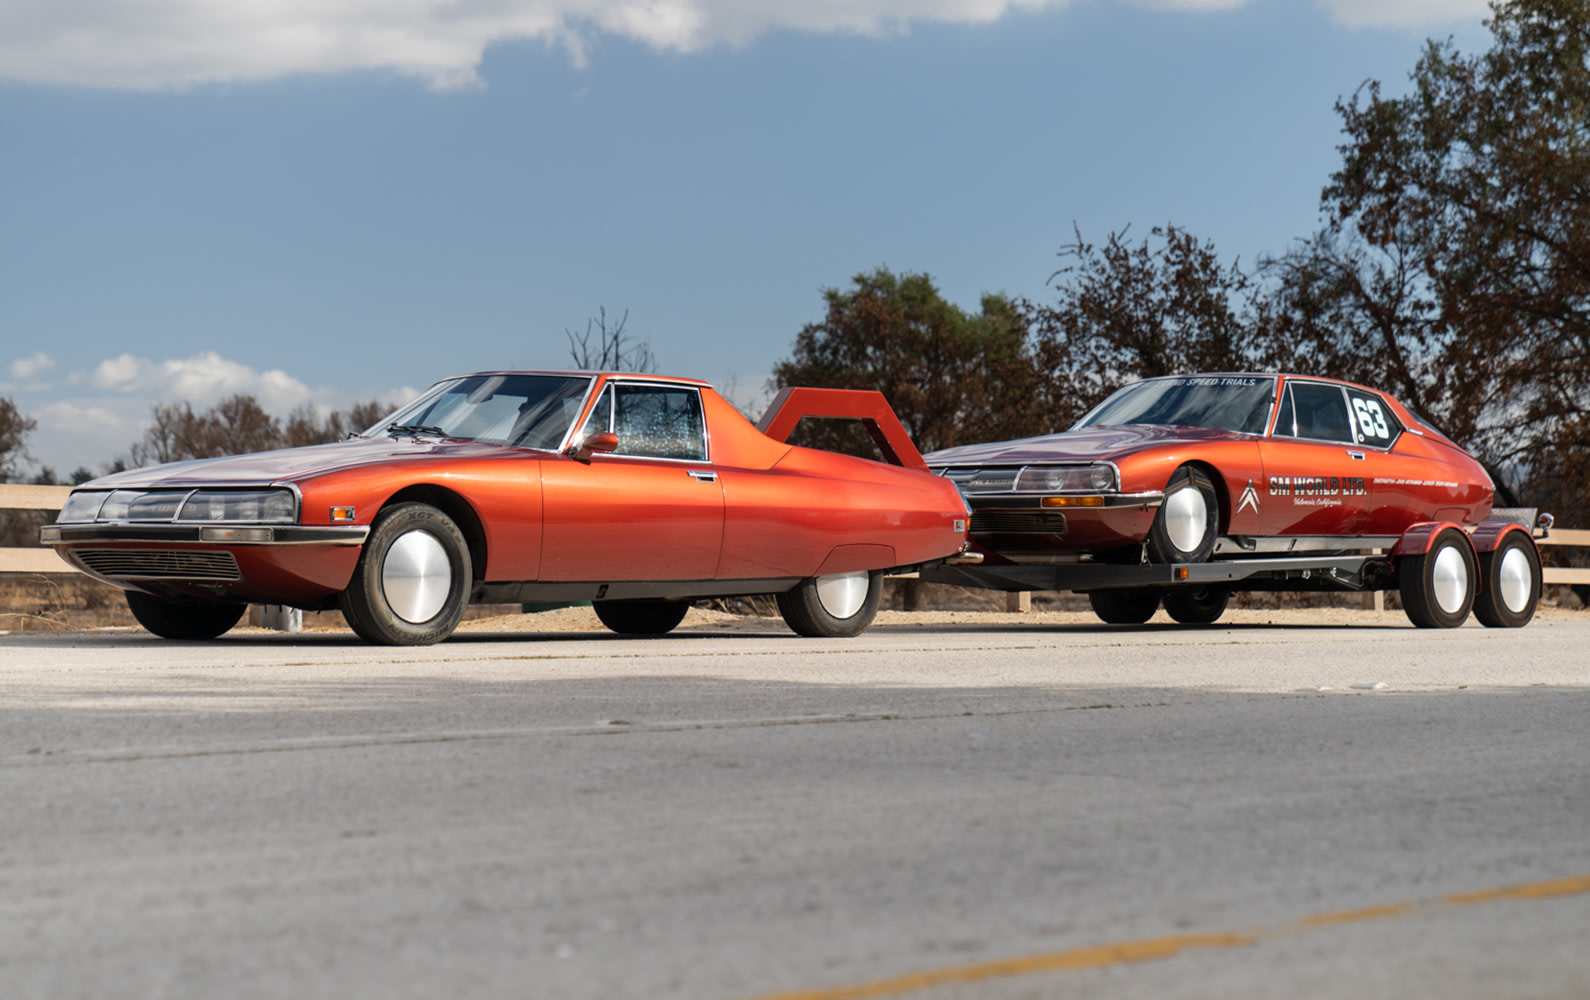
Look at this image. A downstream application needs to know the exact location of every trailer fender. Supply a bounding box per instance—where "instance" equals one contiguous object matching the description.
[1468,520,1537,556]
[1391,521,1473,560]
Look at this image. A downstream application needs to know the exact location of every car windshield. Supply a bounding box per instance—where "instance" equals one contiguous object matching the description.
[365,374,594,450]
[1073,376,1277,435]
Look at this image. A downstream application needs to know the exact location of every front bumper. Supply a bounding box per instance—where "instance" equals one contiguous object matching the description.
[40,523,370,605]
[966,492,1162,558]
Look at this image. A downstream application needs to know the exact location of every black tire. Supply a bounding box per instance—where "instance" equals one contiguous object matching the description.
[1472,533,1542,628]
[125,590,246,639]
[777,570,884,637]
[1163,586,1229,625]
[1146,466,1219,564]
[338,503,472,646]
[1398,528,1477,628]
[593,599,691,635]
[1088,588,1161,625]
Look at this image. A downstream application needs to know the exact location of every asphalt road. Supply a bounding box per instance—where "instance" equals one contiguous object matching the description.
[3,611,1589,999]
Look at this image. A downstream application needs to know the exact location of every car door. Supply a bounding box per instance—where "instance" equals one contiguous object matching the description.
[538,382,725,582]
[1259,380,1373,535]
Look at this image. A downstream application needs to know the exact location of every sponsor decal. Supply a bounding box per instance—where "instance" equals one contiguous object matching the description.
[1268,475,1368,507]
[1163,376,1262,387]
[1237,479,1261,516]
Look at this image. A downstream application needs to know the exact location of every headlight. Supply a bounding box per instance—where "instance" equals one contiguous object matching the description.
[177,489,297,524]
[60,488,297,524]
[1013,464,1118,493]
[56,491,110,522]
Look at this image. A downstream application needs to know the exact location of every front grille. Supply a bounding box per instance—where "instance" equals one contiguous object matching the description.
[971,511,1067,535]
[75,549,242,581]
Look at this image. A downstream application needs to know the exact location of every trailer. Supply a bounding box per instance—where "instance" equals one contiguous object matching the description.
[922,509,1551,629]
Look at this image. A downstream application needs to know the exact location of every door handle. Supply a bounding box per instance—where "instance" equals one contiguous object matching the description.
[687,469,718,483]
[1346,450,1365,461]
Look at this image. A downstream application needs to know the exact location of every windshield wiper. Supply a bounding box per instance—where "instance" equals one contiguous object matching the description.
[386,423,449,438]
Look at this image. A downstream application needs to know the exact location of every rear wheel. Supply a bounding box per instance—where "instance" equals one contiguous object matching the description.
[1163,586,1229,625]
[778,570,883,637]
[1147,466,1219,564]
[125,591,246,639]
[1472,533,1542,628]
[338,503,472,646]
[593,599,691,635]
[1088,588,1160,625]
[1398,528,1476,628]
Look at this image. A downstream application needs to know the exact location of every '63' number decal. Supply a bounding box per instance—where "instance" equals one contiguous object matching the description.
[1351,396,1391,442]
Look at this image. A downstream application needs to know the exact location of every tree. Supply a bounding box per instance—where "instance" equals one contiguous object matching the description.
[566,307,656,372]
[771,268,1044,454]
[1270,0,1590,514]
[130,395,393,465]
[1026,225,1276,427]
[0,397,35,483]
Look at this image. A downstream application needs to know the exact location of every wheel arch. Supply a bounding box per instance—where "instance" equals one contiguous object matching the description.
[1180,460,1231,534]
[380,485,487,582]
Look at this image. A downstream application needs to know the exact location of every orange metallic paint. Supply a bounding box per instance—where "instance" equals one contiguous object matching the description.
[48,373,969,608]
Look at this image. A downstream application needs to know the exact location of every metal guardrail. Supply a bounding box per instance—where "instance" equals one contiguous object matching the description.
[3,483,1589,584]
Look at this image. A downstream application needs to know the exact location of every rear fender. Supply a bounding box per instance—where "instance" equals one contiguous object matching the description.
[756,388,928,472]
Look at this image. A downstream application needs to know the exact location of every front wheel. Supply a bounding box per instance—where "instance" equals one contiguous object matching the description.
[1398,528,1476,628]
[125,591,246,639]
[593,599,691,635]
[777,570,883,637]
[1163,586,1229,625]
[1472,533,1542,628]
[1088,588,1160,625]
[338,503,472,645]
[1147,466,1219,563]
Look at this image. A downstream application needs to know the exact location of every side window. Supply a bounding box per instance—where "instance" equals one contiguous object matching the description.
[1288,383,1354,443]
[1272,386,1296,437]
[1345,389,1400,448]
[613,385,707,461]
[577,386,613,441]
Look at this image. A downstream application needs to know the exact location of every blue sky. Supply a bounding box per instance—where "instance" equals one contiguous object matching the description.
[1,0,1491,476]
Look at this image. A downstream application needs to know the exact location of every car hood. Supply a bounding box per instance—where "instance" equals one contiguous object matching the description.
[82,437,530,489]
[925,424,1248,467]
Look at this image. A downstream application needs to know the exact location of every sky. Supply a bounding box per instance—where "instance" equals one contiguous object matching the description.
[1,0,1494,478]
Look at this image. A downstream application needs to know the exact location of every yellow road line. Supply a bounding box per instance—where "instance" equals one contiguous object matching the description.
[742,873,1590,1000]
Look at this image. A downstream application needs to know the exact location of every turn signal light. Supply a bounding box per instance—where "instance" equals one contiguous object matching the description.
[1041,496,1105,508]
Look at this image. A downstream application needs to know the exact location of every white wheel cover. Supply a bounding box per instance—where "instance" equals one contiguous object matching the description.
[1497,546,1532,614]
[815,572,870,620]
[1431,544,1469,616]
[1164,486,1209,554]
[382,529,452,624]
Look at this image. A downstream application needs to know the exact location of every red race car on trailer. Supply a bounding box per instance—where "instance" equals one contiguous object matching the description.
[41,372,971,644]
[921,373,1548,628]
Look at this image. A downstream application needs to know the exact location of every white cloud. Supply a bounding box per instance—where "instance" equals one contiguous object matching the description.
[0,0,1471,92]
[1320,0,1489,28]
[9,351,55,381]
[83,351,314,413]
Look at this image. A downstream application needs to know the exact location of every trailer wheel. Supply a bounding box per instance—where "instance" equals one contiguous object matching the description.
[1147,466,1218,563]
[1088,588,1160,625]
[1163,586,1229,625]
[593,599,691,635]
[1472,533,1541,628]
[125,591,246,639]
[1398,527,1476,628]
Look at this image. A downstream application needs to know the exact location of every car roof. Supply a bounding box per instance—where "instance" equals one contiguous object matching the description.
[438,370,714,388]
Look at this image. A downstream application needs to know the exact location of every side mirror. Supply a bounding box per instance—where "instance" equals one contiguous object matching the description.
[570,431,619,463]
